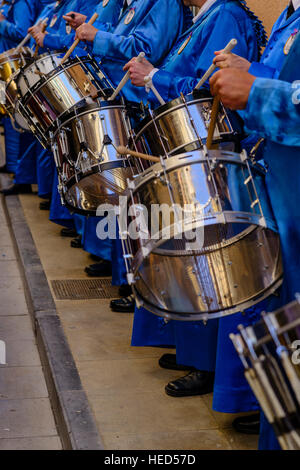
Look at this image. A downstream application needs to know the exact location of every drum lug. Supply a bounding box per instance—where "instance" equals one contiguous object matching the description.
[240,149,248,162]
[127,179,135,190]
[141,246,150,258]
[259,217,267,228]
[126,273,135,285]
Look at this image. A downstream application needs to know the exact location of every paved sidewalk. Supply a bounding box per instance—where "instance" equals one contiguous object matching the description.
[0,193,62,450]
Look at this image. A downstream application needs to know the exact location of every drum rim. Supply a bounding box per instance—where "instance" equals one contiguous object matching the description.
[132,277,283,321]
[50,97,126,136]
[20,55,100,104]
[125,150,267,194]
[63,158,133,192]
[128,214,279,277]
[17,49,65,76]
[0,47,32,65]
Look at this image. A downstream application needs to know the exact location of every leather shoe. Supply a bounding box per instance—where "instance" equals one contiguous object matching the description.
[159,353,196,372]
[119,285,132,297]
[0,164,11,174]
[70,236,82,248]
[110,295,135,313]
[1,183,32,195]
[165,371,215,397]
[232,413,260,435]
[60,228,77,237]
[85,261,112,277]
[39,199,51,210]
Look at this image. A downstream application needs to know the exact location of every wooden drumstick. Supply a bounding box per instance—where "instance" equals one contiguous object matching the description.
[34,20,48,58]
[109,52,145,101]
[206,96,220,150]
[144,76,166,106]
[16,17,48,51]
[117,146,160,163]
[194,38,238,91]
[60,12,99,65]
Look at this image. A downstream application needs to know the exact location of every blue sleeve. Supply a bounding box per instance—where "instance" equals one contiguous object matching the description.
[248,62,279,79]
[0,0,37,42]
[43,30,67,50]
[92,0,184,64]
[244,77,300,147]
[151,9,255,104]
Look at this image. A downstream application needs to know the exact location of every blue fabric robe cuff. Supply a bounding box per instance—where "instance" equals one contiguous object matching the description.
[92,30,112,57]
[43,33,60,50]
[0,19,10,37]
[151,69,175,104]
[248,62,277,79]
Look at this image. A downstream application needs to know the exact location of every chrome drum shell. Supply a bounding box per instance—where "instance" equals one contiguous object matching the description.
[122,150,283,321]
[18,55,113,146]
[131,90,243,162]
[0,47,32,116]
[51,99,135,214]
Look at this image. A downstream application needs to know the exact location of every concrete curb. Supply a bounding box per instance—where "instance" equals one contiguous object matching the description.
[3,195,104,450]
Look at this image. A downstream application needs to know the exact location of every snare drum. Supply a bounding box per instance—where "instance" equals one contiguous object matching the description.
[51,97,136,214]
[18,54,114,146]
[231,297,300,450]
[0,47,32,116]
[130,90,243,163]
[120,149,283,321]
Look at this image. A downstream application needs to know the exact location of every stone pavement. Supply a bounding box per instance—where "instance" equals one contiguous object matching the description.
[0,193,62,450]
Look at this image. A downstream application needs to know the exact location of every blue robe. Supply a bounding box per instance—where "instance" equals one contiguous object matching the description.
[15,0,98,199]
[0,0,42,173]
[243,34,300,450]
[149,0,262,104]
[131,0,268,414]
[89,0,193,102]
[81,0,192,266]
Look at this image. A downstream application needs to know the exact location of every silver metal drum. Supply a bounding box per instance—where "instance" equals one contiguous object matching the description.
[231,297,300,450]
[18,54,114,146]
[51,97,136,214]
[130,90,243,164]
[120,149,283,321]
[0,46,33,117]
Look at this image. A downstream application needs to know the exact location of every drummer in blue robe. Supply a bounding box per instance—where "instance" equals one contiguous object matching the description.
[0,0,43,176]
[120,0,267,409]
[3,0,99,207]
[122,0,300,435]
[210,27,300,451]
[63,0,192,278]
[59,0,126,246]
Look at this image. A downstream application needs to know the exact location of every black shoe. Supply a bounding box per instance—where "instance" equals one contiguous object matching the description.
[90,254,102,262]
[0,164,11,174]
[1,183,32,195]
[232,413,260,435]
[70,236,82,248]
[159,354,196,372]
[60,228,77,238]
[165,371,215,397]
[39,199,51,210]
[85,261,112,277]
[110,295,135,313]
[118,285,132,297]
